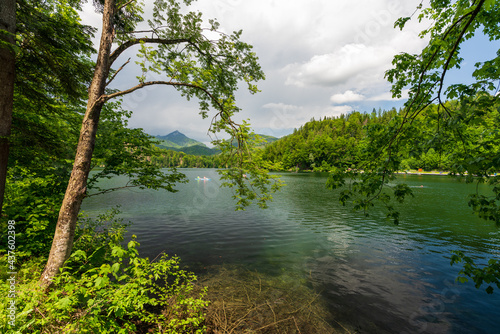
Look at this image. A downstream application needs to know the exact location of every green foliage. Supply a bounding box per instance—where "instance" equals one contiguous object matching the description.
[0,167,68,258]
[150,147,223,168]
[216,123,284,210]
[0,211,208,333]
[15,0,95,102]
[3,96,194,258]
[326,168,413,225]
[467,175,500,223]
[88,101,189,196]
[451,251,500,294]
[10,0,94,171]
[262,111,382,171]
[326,0,500,292]
[69,207,131,270]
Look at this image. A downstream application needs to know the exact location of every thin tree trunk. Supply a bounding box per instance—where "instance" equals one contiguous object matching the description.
[40,0,116,287]
[0,0,16,217]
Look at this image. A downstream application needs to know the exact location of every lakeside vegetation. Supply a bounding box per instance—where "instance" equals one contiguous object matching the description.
[0,0,279,331]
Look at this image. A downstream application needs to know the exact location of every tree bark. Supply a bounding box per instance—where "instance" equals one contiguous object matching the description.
[0,0,16,217]
[40,0,116,286]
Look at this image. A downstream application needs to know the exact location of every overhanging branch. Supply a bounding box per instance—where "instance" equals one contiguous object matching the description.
[102,80,221,108]
[109,37,190,67]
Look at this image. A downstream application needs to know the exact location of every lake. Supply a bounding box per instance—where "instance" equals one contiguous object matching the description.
[82,169,500,333]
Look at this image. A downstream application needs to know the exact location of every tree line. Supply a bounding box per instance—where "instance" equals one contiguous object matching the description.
[260,99,500,174]
[150,147,224,168]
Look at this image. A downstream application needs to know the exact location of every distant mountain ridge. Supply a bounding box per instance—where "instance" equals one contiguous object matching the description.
[153,131,279,156]
[154,131,219,156]
[155,130,203,149]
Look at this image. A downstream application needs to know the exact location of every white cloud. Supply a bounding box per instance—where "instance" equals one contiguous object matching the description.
[259,102,352,131]
[78,0,435,138]
[330,90,365,104]
[283,42,414,90]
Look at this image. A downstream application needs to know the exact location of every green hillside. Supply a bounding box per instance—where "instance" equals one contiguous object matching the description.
[256,134,279,145]
[155,130,202,149]
[154,131,219,155]
[154,131,278,156]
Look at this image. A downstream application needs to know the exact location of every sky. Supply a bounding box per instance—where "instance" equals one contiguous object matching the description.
[79,0,498,145]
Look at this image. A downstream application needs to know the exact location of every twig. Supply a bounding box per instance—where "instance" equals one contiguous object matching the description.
[117,0,136,11]
[285,293,320,315]
[292,316,302,334]
[106,58,130,87]
[254,317,295,331]
[228,303,267,334]
[266,300,277,325]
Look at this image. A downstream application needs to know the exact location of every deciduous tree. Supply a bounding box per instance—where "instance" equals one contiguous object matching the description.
[0,0,95,217]
[40,0,277,286]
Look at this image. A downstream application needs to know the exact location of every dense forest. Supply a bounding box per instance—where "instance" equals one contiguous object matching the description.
[150,147,222,168]
[262,109,397,171]
[261,99,500,174]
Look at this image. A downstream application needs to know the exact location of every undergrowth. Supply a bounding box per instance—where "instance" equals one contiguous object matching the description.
[0,210,207,333]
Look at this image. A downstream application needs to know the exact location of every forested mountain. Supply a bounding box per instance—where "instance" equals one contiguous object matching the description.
[153,130,217,155]
[153,131,279,156]
[257,134,279,145]
[261,100,500,173]
[261,109,398,171]
[155,130,203,148]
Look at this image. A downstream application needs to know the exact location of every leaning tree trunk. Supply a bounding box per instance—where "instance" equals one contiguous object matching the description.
[40,0,116,287]
[0,0,16,217]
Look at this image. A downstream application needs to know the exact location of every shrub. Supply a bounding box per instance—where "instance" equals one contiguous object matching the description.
[0,211,207,333]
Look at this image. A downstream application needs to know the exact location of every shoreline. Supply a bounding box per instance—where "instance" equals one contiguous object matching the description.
[281,169,453,176]
[396,171,450,176]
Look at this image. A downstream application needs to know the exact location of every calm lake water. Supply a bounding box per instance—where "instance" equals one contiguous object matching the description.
[82,169,500,333]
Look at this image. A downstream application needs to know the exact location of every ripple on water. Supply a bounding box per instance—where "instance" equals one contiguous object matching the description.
[82,170,500,333]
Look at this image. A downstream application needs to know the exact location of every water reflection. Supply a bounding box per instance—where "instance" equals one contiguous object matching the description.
[82,169,500,333]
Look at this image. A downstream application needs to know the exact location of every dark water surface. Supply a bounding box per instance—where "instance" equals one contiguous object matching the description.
[82,169,500,333]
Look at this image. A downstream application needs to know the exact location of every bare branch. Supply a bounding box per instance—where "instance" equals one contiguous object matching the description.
[437,1,485,99]
[106,57,130,87]
[116,29,156,35]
